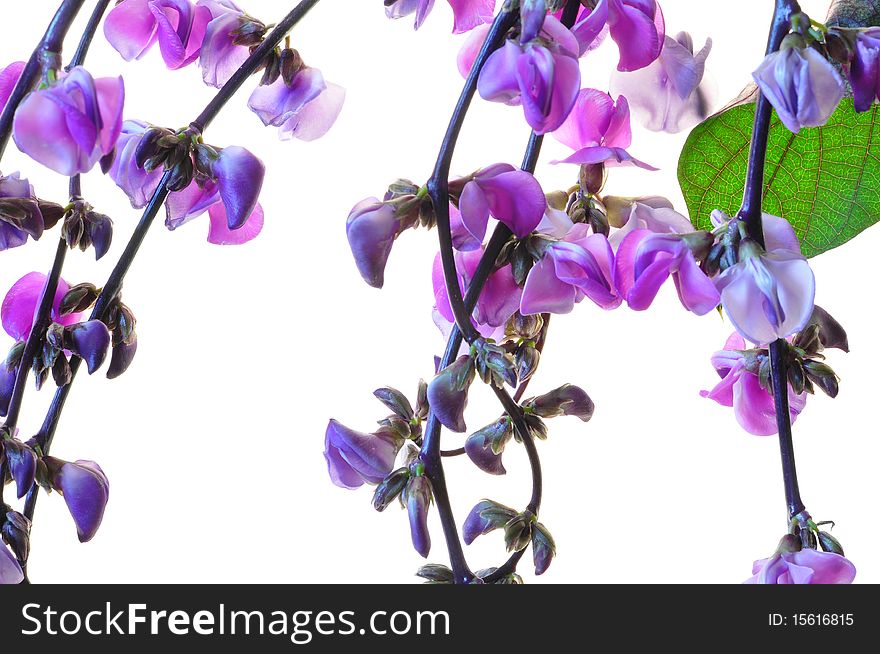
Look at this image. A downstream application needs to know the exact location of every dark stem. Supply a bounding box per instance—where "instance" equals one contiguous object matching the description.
[737,0,805,519]
[0,0,87,159]
[22,0,322,541]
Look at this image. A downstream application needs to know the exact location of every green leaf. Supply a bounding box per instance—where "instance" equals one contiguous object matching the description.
[677,99,880,258]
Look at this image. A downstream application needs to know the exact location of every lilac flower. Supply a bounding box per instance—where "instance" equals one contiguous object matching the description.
[427,355,474,432]
[13,67,124,176]
[104,0,212,69]
[0,61,26,112]
[715,235,815,345]
[386,0,494,33]
[610,32,713,133]
[210,146,265,230]
[849,28,880,112]
[346,198,401,288]
[478,16,581,134]
[324,419,402,489]
[3,438,37,498]
[569,0,665,71]
[606,197,693,250]
[404,475,432,557]
[197,0,249,87]
[449,203,482,251]
[248,67,345,141]
[433,249,521,337]
[752,43,844,134]
[165,179,264,245]
[521,223,620,315]
[746,548,856,584]
[67,320,112,374]
[456,164,546,242]
[0,172,46,251]
[0,543,23,585]
[54,459,110,543]
[552,89,655,169]
[107,120,164,208]
[614,229,719,315]
[701,333,807,436]
[2,272,81,343]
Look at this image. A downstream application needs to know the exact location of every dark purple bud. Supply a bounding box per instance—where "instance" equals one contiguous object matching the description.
[99,149,116,174]
[0,361,15,416]
[51,354,72,387]
[59,283,99,315]
[426,355,475,433]
[462,499,517,545]
[803,360,839,398]
[817,531,845,556]
[38,201,64,231]
[2,510,31,565]
[808,305,849,353]
[515,344,540,384]
[373,387,414,421]
[211,146,265,231]
[531,522,556,575]
[528,383,595,421]
[86,212,113,260]
[51,458,110,543]
[324,419,401,489]
[66,320,111,374]
[473,338,518,389]
[404,475,432,558]
[345,198,400,289]
[464,418,512,475]
[415,564,453,584]
[415,379,429,420]
[107,335,138,379]
[519,0,547,43]
[3,439,37,498]
[372,467,410,512]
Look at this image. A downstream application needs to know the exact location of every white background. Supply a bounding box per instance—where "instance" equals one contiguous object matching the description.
[1,0,876,584]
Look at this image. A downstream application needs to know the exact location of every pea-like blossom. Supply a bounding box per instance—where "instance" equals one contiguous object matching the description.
[67,320,112,375]
[52,459,110,543]
[104,0,213,69]
[456,164,547,242]
[324,419,402,489]
[346,199,401,288]
[0,543,23,585]
[752,43,844,134]
[403,475,432,557]
[552,89,655,169]
[427,354,474,433]
[614,229,719,315]
[701,332,807,436]
[2,272,81,343]
[610,32,713,133]
[477,16,581,134]
[13,67,124,176]
[165,177,264,246]
[433,249,521,337]
[0,172,47,251]
[197,0,250,87]
[247,67,345,141]
[386,0,494,33]
[0,61,26,112]
[521,223,621,315]
[606,197,692,249]
[848,28,880,112]
[107,120,164,208]
[569,0,665,71]
[745,548,856,584]
[2,438,37,498]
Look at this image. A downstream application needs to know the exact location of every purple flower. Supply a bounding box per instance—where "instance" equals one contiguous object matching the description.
[248,67,345,141]
[427,355,474,433]
[209,146,264,230]
[607,198,693,250]
[67,320,112,374]
[478,16,581,134]
[104,0,212,69]
[3,439,37,498]
[462,499,516,544]
[13,67,124,176]
[701,333,807,436]
[715,224,815,344]
[54,459,110,543]
[521,224,621,315]
[464,419,511,475]
[404,475,432,557]
[456,164,546,242]
[166,179,263,245]
[0,543,23,585]
[324,419,402,489]
[610,32,713,133]
[108,120,164,208]
[197,0,249,87]
[0,172,46,251]
[386,0,494,33]
[107,336,139,379]
[849,28,880,112]
[552,88,656,170]
[746,548,856,584]
[433,249,521,337]
[614,229,719,315]
[2,272,81,342]
[752,44,844,134]
[0,61,26,113]
[570,0,665,71]
[346,198,402,288]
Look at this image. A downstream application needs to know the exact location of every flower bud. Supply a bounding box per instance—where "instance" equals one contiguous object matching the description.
[403,475,433,558]
[48,457,110,543]
[372,467,410,512]
[462,499,517,545]
[2,510,30,565]
[3,438,36,498]
[427,355,475,433]
[416,564,453,584]
[526,383,595,421]
[803,360,839,398]
[373,387,415,421]
[66,320,111,374]
[60,283,99,316]
[464,418,512,475]
[817,531,845,556]
[531,521,556,575]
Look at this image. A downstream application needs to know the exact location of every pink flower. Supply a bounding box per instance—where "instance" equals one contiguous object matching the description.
[165,175,264,246]
[2,272,82,343]
[570,0,665,71]
[552,89,655,170]
[386,0,494,33]
[13,67,124,176]
[701,333,807,436]
[107,120,164,208]
[746,549,856,584]
[456,164,546,241]
[477,16,581,134]
[521,223,621,314]
[614,229,719,315]
[0,61,26,113]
